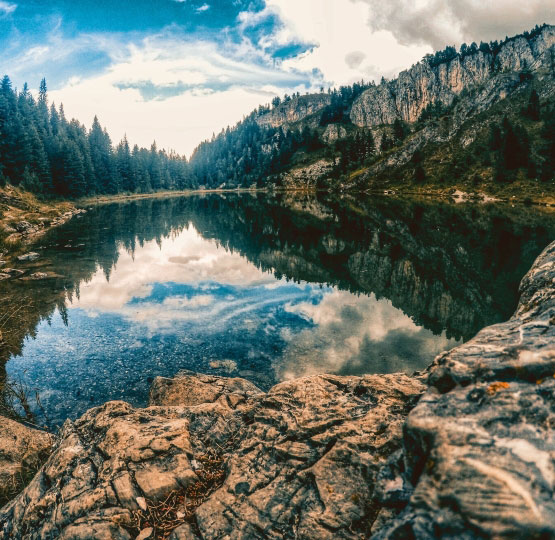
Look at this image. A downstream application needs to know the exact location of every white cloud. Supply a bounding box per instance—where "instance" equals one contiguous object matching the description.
[0,1,16,15]
[49,32,311,155]
[196,3,210,12]
[357,0,554,50]
[264,0,431,86]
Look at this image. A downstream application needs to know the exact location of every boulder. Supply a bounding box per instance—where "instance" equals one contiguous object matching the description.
[373,241,555,538]
[149,369,262,407]
[16,253,39,262]
[195,373,424,539]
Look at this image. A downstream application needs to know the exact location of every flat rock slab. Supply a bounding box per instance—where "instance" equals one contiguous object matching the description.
[195,373,424,539]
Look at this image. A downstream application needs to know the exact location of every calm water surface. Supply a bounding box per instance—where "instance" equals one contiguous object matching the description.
[1,193,554,426]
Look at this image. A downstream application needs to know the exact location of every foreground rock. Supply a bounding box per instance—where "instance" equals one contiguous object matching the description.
[375,241,555,539]
[194,374,423,539]
[0,418,53,507]
[0,373,423,539]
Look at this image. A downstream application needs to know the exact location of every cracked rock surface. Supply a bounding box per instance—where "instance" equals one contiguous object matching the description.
[0,418,53,504]
[0,372,424,539]
[374,241,555,539]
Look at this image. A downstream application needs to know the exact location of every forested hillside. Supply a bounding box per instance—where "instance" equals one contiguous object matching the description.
[0,24,553,199]
[187,24,554,194]
[0,78,194,197]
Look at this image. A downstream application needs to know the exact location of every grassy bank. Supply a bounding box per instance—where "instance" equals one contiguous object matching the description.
[0,186,77,258]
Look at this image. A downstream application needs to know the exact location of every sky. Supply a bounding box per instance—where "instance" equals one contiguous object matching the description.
[0,0,552,156]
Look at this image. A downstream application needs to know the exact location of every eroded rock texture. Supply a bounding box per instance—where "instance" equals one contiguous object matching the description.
[374,241,555,539]
[255,94,331,129]
[0,418,53,505]
[0,373,424,539]
[195,374,423,539]
[350,26,554,128]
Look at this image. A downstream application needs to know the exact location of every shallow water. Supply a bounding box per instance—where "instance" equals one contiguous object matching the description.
[1,193,554,426]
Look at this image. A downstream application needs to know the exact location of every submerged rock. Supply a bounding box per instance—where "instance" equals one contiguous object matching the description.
[26,273,48,280]
[16,252,39,262]
[1,269,24,277]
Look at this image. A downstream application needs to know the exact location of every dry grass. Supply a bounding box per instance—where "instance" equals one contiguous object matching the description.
[0,185,75,256]
[0,460,46,508]
[130,451,226,539]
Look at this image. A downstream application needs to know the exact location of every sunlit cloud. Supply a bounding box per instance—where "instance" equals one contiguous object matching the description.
[278,289,459,379]
[357,0,554,50]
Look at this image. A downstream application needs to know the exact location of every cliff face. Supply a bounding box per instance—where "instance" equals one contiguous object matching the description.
[255,94,331,129]
[350,25,554,127]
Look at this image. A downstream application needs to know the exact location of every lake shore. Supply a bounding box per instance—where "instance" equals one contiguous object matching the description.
[1,238,554,539]
[0,186,80,257]
[1,179,553,258]
[79,183,555,208]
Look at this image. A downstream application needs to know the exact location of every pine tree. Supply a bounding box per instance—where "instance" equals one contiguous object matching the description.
[524,89,540,121]
[393,118,406,143]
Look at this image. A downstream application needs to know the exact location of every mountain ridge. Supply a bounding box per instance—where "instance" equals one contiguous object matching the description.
[188,23,554,198]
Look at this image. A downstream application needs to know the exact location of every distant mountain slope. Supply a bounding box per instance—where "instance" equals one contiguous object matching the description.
[188,24,554,199]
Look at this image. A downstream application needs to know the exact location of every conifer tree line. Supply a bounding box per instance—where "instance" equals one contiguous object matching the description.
[0,76,194,197]
[188,80,375,188]
[425,24,548,68]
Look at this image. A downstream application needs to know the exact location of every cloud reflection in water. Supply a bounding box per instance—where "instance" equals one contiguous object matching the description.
[7,222,458,425]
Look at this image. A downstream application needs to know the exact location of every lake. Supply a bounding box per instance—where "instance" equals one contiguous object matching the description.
[1,192,554,427]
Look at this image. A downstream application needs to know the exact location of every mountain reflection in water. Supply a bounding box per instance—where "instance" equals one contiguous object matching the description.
[1,193,554,426]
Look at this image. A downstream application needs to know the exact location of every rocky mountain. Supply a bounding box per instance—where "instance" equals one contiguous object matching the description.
[350,25,554,127]
[189,24,554,197]
[255,94,331,129]
[252,25,553,134]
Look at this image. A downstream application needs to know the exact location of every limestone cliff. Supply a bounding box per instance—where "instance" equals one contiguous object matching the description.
[350,25,554,128]
[255,94,331,129]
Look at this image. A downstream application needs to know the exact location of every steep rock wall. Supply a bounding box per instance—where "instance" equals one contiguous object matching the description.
[351,25,554,127]
[255,94,331,129]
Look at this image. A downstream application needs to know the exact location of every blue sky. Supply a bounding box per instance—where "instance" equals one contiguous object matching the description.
[0,0,551,154]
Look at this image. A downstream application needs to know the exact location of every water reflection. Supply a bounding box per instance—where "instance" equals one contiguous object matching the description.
[1,193,554,426]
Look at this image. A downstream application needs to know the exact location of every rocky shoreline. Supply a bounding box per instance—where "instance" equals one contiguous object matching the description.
[0,239,553,539]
